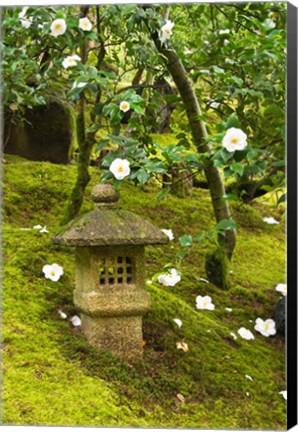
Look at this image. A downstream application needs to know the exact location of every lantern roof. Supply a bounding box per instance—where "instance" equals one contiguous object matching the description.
[52,183,169,247]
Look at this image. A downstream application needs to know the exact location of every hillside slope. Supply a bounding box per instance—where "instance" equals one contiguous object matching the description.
[2,155,286,429]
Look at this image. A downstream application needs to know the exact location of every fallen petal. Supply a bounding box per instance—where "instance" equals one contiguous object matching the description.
[173,318,182,328]
[58,310,67,319]
[176,393,185,403]
[245,374,253,381]
[70,315,81,327]
[199,277,209,283]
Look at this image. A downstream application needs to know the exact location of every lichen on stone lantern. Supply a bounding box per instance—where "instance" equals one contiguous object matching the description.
[52,183,169,362]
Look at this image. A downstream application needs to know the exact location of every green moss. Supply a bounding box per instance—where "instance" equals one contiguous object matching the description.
[2,157,286,429]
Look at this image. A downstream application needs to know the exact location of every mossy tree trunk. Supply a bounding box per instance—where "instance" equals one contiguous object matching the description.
[61,6,105,225]
[145,16,236,261]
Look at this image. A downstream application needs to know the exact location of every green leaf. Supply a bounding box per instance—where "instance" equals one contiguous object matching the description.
[96,139,110,152]
[226,114,241,129]
[221,194,238,201]
[230,162,244,176]
[131,103,145,115]
[277,193,286,205]
[157,188,170,201]
[272,160,285,168]
[179,234,193,247]
[216,218,236,232]
[144,160,167,174]
[136,168,150,185]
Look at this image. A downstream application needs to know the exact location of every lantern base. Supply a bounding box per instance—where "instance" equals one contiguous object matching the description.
[81,314,144,362]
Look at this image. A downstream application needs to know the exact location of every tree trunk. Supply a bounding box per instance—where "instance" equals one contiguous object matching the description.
[61,6,106,225]
[60,7,93,225]
[146,22,236,260]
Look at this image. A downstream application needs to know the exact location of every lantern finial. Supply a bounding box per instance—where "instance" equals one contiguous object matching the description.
[91,183,120,206]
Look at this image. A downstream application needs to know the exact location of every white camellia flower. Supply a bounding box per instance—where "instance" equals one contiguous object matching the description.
[276,283,287,296]
[42,263,64,282]
[160,20,175,44]
[62,55,81,69]
[173,318,182,328]
[222,127,248,152]
[20,15,33,28]
[79,17,92,31]
[176,341,189,352]
[70,315,81,327]
[161,229,174,241]
[195,295,215,310]
[254,318,276,337]
[263,216,279,225]
[157,268,181,287]
[50,18,67,37]
[19,6,28,18]
[237,327,255,340]
[109,158,131,180]
[19,6,32,27]
[279,390,287,400]
[119,101,130,112]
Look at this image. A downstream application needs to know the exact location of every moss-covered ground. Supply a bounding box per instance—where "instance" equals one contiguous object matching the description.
[2,155,286,428]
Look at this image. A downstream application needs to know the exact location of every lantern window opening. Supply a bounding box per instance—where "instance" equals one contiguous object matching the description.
[99,256,134,286]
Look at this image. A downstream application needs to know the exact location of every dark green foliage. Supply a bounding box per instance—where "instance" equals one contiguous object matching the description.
[205,247,230,290]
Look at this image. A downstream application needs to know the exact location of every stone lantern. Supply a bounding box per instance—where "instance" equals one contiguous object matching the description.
[52,183,168,362]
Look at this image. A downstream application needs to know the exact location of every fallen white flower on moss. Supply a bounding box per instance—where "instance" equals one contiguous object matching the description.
[70,315,81,327]
[196,295,215,310]
[158,268,181,287]
[176,341,189,352]
[276,283,287,296]
[199,277,209,284]
[245,374,253,381]
[254,318,276,337]
[42,263,64,282]
[237,327,254,340]
[161,229,174,241]
[263,217,279,225]
[279,390,287,400]
[40,226,49,233]
[173,318,182,328]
